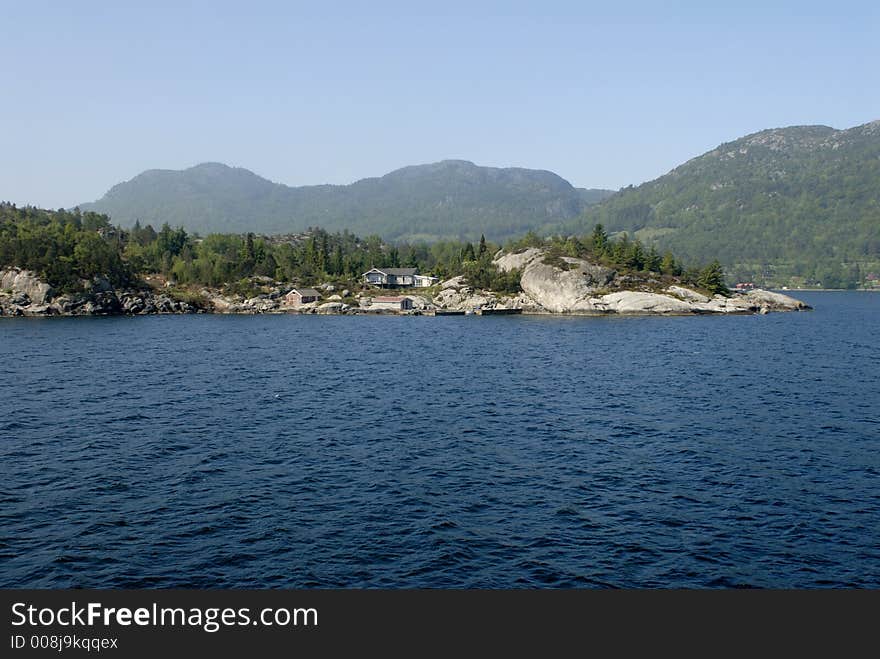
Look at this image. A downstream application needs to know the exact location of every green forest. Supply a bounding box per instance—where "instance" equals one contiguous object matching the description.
[80,161,611,242]
[0,203,727,299]
[563,123,880,289]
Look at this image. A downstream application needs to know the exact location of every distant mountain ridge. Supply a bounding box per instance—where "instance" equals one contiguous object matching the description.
[563,119,880,283]
[81,160,614,241]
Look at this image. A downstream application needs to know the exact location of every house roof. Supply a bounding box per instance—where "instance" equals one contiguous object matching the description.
[363,267,418,276]
[289,288,321,297]
[372,296,408,302]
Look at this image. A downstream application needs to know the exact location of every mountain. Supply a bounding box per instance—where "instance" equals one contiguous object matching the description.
[80,160,614,242]
[564,120,880,284]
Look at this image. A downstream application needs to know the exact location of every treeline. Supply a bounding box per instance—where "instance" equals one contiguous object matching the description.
[0,203,520,293]
[1,202,715,296]
[126,221,518,290]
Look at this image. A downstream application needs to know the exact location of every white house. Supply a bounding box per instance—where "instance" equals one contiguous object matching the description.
[413,274,440,288]
[362,267,417,287]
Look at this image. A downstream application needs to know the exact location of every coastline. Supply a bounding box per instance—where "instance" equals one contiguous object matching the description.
[0,298,809,319]
[1,264,813,319]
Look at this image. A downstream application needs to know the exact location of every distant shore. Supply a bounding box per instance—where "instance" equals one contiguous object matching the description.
[775,288,878,292]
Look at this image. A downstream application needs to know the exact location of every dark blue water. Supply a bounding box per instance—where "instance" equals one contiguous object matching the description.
[1,292,879,588]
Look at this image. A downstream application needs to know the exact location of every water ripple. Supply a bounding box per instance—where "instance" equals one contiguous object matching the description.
[1,292,879,587]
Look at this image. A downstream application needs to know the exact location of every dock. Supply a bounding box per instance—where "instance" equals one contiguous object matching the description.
[474,308,522,315]
[426,308,522,316]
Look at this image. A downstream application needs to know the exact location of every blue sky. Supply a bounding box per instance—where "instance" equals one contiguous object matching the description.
[2,0,878,208]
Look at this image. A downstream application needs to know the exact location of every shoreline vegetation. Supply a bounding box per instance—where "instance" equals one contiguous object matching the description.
[1,203,811,318]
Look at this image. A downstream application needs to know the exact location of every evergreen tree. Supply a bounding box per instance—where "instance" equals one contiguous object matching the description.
[591,224,608,254]
[697,260,729,295]
[660,251,677,276]
[331,245,344,275]
[319,232,330,273]
[646,245,662,273]
[239,232,256,274]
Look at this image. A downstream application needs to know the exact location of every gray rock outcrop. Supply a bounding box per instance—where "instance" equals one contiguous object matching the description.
[494,249,615,313]
[440,275,467,290]
[487,248,810,315]
[665,285,710,303]
[742,289,811,312]
[1,268,55,305]
[599,291,694,314]
[405,295,432,310]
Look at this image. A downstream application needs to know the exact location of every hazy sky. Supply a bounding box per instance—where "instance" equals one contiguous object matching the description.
[2,0,878,208]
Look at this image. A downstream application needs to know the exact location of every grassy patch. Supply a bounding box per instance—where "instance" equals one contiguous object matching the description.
[541,249,572,271]
[167,287,211,309]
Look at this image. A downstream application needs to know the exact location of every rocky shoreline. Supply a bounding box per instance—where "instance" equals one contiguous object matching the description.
[1,255,812,319]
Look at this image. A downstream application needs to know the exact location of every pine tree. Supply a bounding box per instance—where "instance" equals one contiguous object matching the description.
[646,245,662,272]
[332,245,343,275]
[697,260,729,295]
[591,224,608,255]
[660,251,677,276]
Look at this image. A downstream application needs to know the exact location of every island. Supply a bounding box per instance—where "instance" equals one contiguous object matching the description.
[0,251,809,318]
[0,204,810,317]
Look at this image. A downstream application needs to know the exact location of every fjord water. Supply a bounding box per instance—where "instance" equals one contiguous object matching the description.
[1,292,878,588]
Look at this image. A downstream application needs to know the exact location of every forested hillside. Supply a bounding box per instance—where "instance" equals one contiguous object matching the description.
[566,120,880,287]
[80,160,612,243]
[2,204,714,298]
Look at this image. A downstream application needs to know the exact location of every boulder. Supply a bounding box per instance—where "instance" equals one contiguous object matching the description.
[493,248,618,313]
[433,288,464,309]
[440,275,467,290]
[317,302,346,313]
[210,296,235,312]
[518,258,615,313]
[0,268,55,305]
[327,294,343,301]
